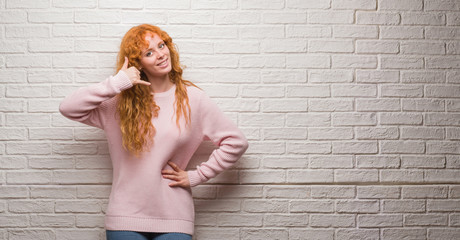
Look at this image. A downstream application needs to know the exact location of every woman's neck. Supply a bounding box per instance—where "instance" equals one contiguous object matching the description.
[146,74,174,93]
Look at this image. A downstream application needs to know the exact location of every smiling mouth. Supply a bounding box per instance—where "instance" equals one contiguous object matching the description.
[157,58,168,66]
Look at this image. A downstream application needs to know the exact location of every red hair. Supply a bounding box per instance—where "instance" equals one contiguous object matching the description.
[115,24,197,157]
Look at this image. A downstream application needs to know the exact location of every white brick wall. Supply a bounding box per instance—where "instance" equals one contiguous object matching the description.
[0,0,459,239]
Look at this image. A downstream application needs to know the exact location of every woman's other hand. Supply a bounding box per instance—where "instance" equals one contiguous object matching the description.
[161,161,191,188]
[120,56,151,86]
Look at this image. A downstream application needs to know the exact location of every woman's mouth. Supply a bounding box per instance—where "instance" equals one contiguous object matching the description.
[157,58,169,68]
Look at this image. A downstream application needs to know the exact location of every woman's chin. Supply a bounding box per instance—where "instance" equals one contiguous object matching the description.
[143,68,172,78]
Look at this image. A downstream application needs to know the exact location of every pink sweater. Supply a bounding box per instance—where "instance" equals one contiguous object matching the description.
[59,71,248,235]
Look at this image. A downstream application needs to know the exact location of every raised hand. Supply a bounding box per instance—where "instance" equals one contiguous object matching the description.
[161,161,190,188]
[120,56,151,86]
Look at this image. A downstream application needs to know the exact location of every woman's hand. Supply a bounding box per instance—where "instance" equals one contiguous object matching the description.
[161,161,190,188]
[120,56,151,86]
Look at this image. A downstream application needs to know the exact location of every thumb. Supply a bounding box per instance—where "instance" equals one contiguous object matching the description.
[122,56,129,70]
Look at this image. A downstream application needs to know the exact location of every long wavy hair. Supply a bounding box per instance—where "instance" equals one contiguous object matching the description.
[115,24,197,157]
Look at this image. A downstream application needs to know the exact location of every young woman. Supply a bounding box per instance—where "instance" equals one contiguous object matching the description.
[59,24,249,240]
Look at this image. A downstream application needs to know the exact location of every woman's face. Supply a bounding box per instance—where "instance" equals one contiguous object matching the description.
[139,33,172,78]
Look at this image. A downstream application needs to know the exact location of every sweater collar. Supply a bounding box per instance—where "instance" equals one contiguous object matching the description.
[151,84,176,98]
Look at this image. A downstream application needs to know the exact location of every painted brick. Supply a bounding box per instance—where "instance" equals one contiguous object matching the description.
[356,155,400,168]
[425,0,460,11]
[382,228,427,239]
[401,156,445,168]
[381,56,424,69]
[28,11,73,23]
[290,200,334,213]
[6,0,49,9]
[333,25,378,38]
[290,229,334,240]
[332,55,378,68]
[336,200,379,213]
[264,214,308,227]
[52,0,96,8]
[428,229,460,239]
[262,12,306,24]
[358,214,403,227]
[241,229,288,240]
[404,214,448,226]
[287,142,331,154]
[243,200,288,213]
[380,170,424,183]
[2,0,460,236]
[310,214,355,227]
[287,0,330,9]
[261,39,306,53]
[402,12,446,25]
[357,11,400,25]
[357,186,401,199]
[215,12,260,24]
[382,200,426,213]
[0,10,27,23]
[311,186,355,199]
[378,0,422,10]
[309,155,353,168]
[308,11,354,24]
[356,70,399,83]
[334,169,379,183]
[99,0,143,9]
[332,0,376,10]
[356,40,399,54]
[75,10,121,23]
[309,99,354,112]
[355,127,399,140]
[309,40,354,53]
[426,27,460,40]
[265,186,310,199]
[381,26,424,39]
[337,229,380,240]
[287,25,332,38]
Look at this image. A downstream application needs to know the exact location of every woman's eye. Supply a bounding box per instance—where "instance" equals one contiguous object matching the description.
[146,51,152,57]
[159,43,165,48]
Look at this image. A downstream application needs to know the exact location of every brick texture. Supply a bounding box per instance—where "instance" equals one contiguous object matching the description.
[1,0,459,239]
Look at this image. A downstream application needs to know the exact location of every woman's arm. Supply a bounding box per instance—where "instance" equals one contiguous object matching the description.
[59,57,147,129]
[187,92,249,187]
[58,71,133,129]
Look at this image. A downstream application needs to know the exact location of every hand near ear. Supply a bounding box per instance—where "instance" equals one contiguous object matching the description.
[120,56,151,86]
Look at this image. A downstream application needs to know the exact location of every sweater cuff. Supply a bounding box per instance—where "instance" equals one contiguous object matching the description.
[187,170,205,187]
[113,70,133,92]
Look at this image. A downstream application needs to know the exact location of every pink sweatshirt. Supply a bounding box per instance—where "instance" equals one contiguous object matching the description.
[59,71,248,235]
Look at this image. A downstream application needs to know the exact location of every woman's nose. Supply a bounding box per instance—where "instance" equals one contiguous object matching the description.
[156,50,164,58]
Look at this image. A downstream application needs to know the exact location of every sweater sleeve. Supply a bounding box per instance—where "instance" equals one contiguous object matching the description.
[187,92,249,187]
[58,71,133,129]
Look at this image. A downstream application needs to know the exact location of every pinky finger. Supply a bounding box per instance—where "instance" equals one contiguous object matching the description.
[136,80,151,86]
[169,182,179,187]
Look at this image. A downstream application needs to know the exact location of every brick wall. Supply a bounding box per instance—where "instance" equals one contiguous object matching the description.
[1,0,460,239]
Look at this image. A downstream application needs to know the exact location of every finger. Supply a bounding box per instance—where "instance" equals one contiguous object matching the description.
[161,170,176,175]
[122,56,129,69]
[129,66,140,74]
[168,161,181,171]
[134,80,151,86]
[169,181,184,187]
[163,174,180,181]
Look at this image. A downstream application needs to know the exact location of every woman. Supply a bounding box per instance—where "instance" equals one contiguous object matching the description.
[59,24,249,240]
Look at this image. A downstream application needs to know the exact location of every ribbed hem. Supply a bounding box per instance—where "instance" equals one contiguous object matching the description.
[187,170,205,187]
[105,215,194,235]
[113,71,133,92]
